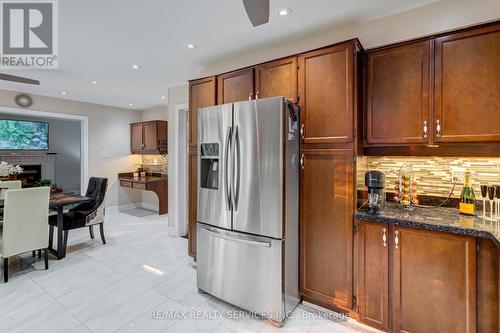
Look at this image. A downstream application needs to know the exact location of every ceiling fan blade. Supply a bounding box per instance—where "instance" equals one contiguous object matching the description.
[0,73,40,85]
[242,0,269,27]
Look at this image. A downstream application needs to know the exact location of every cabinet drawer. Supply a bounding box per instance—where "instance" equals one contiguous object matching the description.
[120,181,132,188]
[132,183,146,190]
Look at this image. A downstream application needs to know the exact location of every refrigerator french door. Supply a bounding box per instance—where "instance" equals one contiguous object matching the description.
[197,97,300,325]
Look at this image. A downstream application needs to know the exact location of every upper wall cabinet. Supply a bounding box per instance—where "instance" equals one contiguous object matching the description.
[189,76,217,146]
[298,42,355,145]
[254,57,298,101]
[434,24,500,142]
[366,41,431,145]
[217,68,254,104]
[130,120,167,154]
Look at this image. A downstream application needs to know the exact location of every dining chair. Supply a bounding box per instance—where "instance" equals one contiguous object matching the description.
[0,180,22,221]
[1,187,50,282]
[49,177,108,256]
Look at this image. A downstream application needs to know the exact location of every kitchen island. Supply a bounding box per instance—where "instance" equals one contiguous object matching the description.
[118,172,167,215]
[355,203,498,333]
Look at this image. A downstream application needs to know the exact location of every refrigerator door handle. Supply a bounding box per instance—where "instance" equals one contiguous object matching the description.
[200,225,271,248]
[232,125,241,211]
[224,126,232,210]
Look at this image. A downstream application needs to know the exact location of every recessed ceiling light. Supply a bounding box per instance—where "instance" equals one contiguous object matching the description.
[186,43,197,49]
[277,8,292,16]
[61,91,67,95]
[128,103,134,107]
[131,64,140,69]
[91,80,99,85]
[161,96,167,100]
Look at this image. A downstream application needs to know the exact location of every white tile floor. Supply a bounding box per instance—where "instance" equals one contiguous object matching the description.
[0,208,379,333]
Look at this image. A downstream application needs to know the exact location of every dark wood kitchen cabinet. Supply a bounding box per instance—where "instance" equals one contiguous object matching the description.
[217,68,254,104]
[189,76,217,146]
[434,24,500,143]
[188,76,217,259]
[357,221,389,331]
[188,151,198,259]
[366,40,431,145]
[254,57,297,101]
[298,41,356,145]
[300,149,354,310]
[130,120,167,154]
[392,227,476,333]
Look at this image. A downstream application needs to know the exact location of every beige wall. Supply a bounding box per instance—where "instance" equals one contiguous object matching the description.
[0,89,142,208]
[200,0,500,75]
[141,105,167,121]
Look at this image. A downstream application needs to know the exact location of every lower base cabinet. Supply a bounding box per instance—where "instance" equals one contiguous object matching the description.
[357,221,389,331]
[357,222,477,333]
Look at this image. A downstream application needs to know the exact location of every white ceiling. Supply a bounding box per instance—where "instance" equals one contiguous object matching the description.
[0,0,437,110]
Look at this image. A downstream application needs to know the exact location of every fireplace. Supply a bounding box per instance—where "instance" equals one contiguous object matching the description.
[18,165,42,187]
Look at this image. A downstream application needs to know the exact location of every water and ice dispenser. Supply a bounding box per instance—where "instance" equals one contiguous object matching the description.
[200,143,219,190]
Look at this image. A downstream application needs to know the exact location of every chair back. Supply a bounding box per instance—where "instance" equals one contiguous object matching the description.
[85,177,108,211]
[0,180,21,199]
[2,187,50,258]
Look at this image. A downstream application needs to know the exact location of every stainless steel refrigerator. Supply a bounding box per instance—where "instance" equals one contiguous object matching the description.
[196,96,300,325]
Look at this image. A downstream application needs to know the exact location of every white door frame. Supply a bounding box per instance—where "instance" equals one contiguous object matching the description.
[0,106,89,195]
[170,102,189,236]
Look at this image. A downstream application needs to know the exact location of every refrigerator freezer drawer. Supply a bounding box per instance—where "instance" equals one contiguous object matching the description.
[197,223,285,322]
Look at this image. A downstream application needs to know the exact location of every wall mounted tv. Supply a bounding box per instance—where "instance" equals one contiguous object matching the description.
[0,119,49,150]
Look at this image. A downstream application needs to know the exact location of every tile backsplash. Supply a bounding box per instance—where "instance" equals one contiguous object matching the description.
[133,154,168,174]
[357,156,500,198]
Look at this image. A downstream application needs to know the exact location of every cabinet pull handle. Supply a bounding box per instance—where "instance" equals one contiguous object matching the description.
[300,124,305,140]
[423,121,428,139]
[300,154,304,169]
[394,230,399,250]
[382,228,387,247]
[255,91,259,99]
[436,119,441,138]
[248,92,253,100]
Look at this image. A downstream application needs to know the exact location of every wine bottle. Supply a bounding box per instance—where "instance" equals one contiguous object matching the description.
[459,172,476,215]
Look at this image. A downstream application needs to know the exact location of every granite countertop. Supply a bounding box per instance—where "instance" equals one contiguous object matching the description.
[118,175,167,184]
[355,203,500,246]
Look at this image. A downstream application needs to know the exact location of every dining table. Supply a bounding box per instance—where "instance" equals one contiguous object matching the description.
[0,192,92,260]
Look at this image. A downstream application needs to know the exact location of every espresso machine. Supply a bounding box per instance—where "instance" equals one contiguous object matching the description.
[365,171,386,213]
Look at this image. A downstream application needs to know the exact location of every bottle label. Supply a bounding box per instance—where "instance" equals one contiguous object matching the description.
[460,202,475,215]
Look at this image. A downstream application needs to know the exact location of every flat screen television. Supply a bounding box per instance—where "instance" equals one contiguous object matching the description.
[0,119,49,150]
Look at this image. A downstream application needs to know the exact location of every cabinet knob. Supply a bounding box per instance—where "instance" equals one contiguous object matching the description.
[382,228,387,247]
[255,91,260,99]
[300,154,304,169]
[300,124,305,140]
[436,120,441,138]
[248,92,253,100]
[394,230,399,250]
[423,121,428,139]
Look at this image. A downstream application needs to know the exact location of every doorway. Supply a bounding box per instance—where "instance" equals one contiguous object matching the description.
[172,103,189,236]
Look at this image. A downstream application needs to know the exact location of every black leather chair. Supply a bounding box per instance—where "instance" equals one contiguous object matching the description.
[49,177,108,255]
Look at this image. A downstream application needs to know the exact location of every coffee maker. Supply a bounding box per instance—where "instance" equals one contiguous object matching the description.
[365,171,386,213]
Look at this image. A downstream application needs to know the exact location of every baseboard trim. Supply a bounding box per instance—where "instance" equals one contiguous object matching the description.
[106,202,160,214]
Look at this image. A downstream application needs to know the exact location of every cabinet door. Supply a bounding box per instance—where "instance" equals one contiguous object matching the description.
[300,149,354,309]
[435,24,500,142]
[254,57,297,101]
[142,121,158,151]
[130,123,143,153]
[217,68,254,104]
[393,227,476,333]
[189,77,216,145]
[366,41,431,145]
[188,151,198,259]
[298,43,354,144]
[357,221,389,331]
